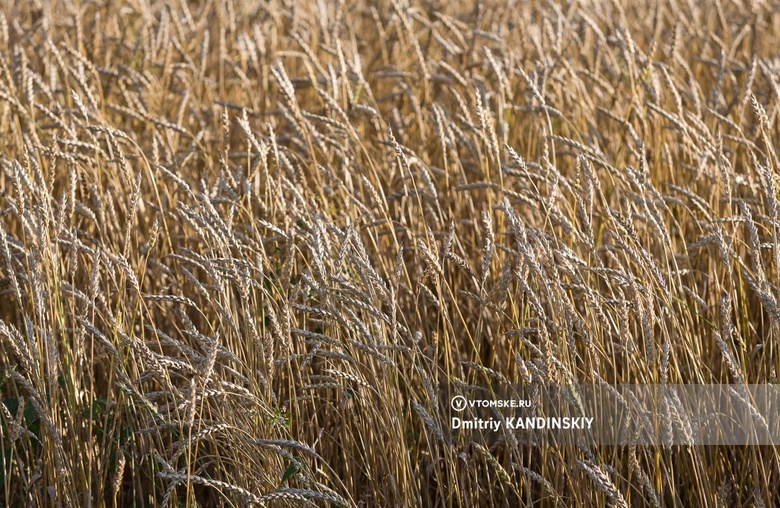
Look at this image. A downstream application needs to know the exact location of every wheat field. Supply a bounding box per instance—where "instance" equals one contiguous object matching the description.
[0,0,779,506]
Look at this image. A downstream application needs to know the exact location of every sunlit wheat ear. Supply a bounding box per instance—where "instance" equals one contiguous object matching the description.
[577,459,629,508]
[473,442,513,486]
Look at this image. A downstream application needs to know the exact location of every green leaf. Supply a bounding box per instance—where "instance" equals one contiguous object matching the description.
[280,461,298,484]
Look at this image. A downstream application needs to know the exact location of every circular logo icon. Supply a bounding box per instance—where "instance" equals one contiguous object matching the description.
[451,395,467,412]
